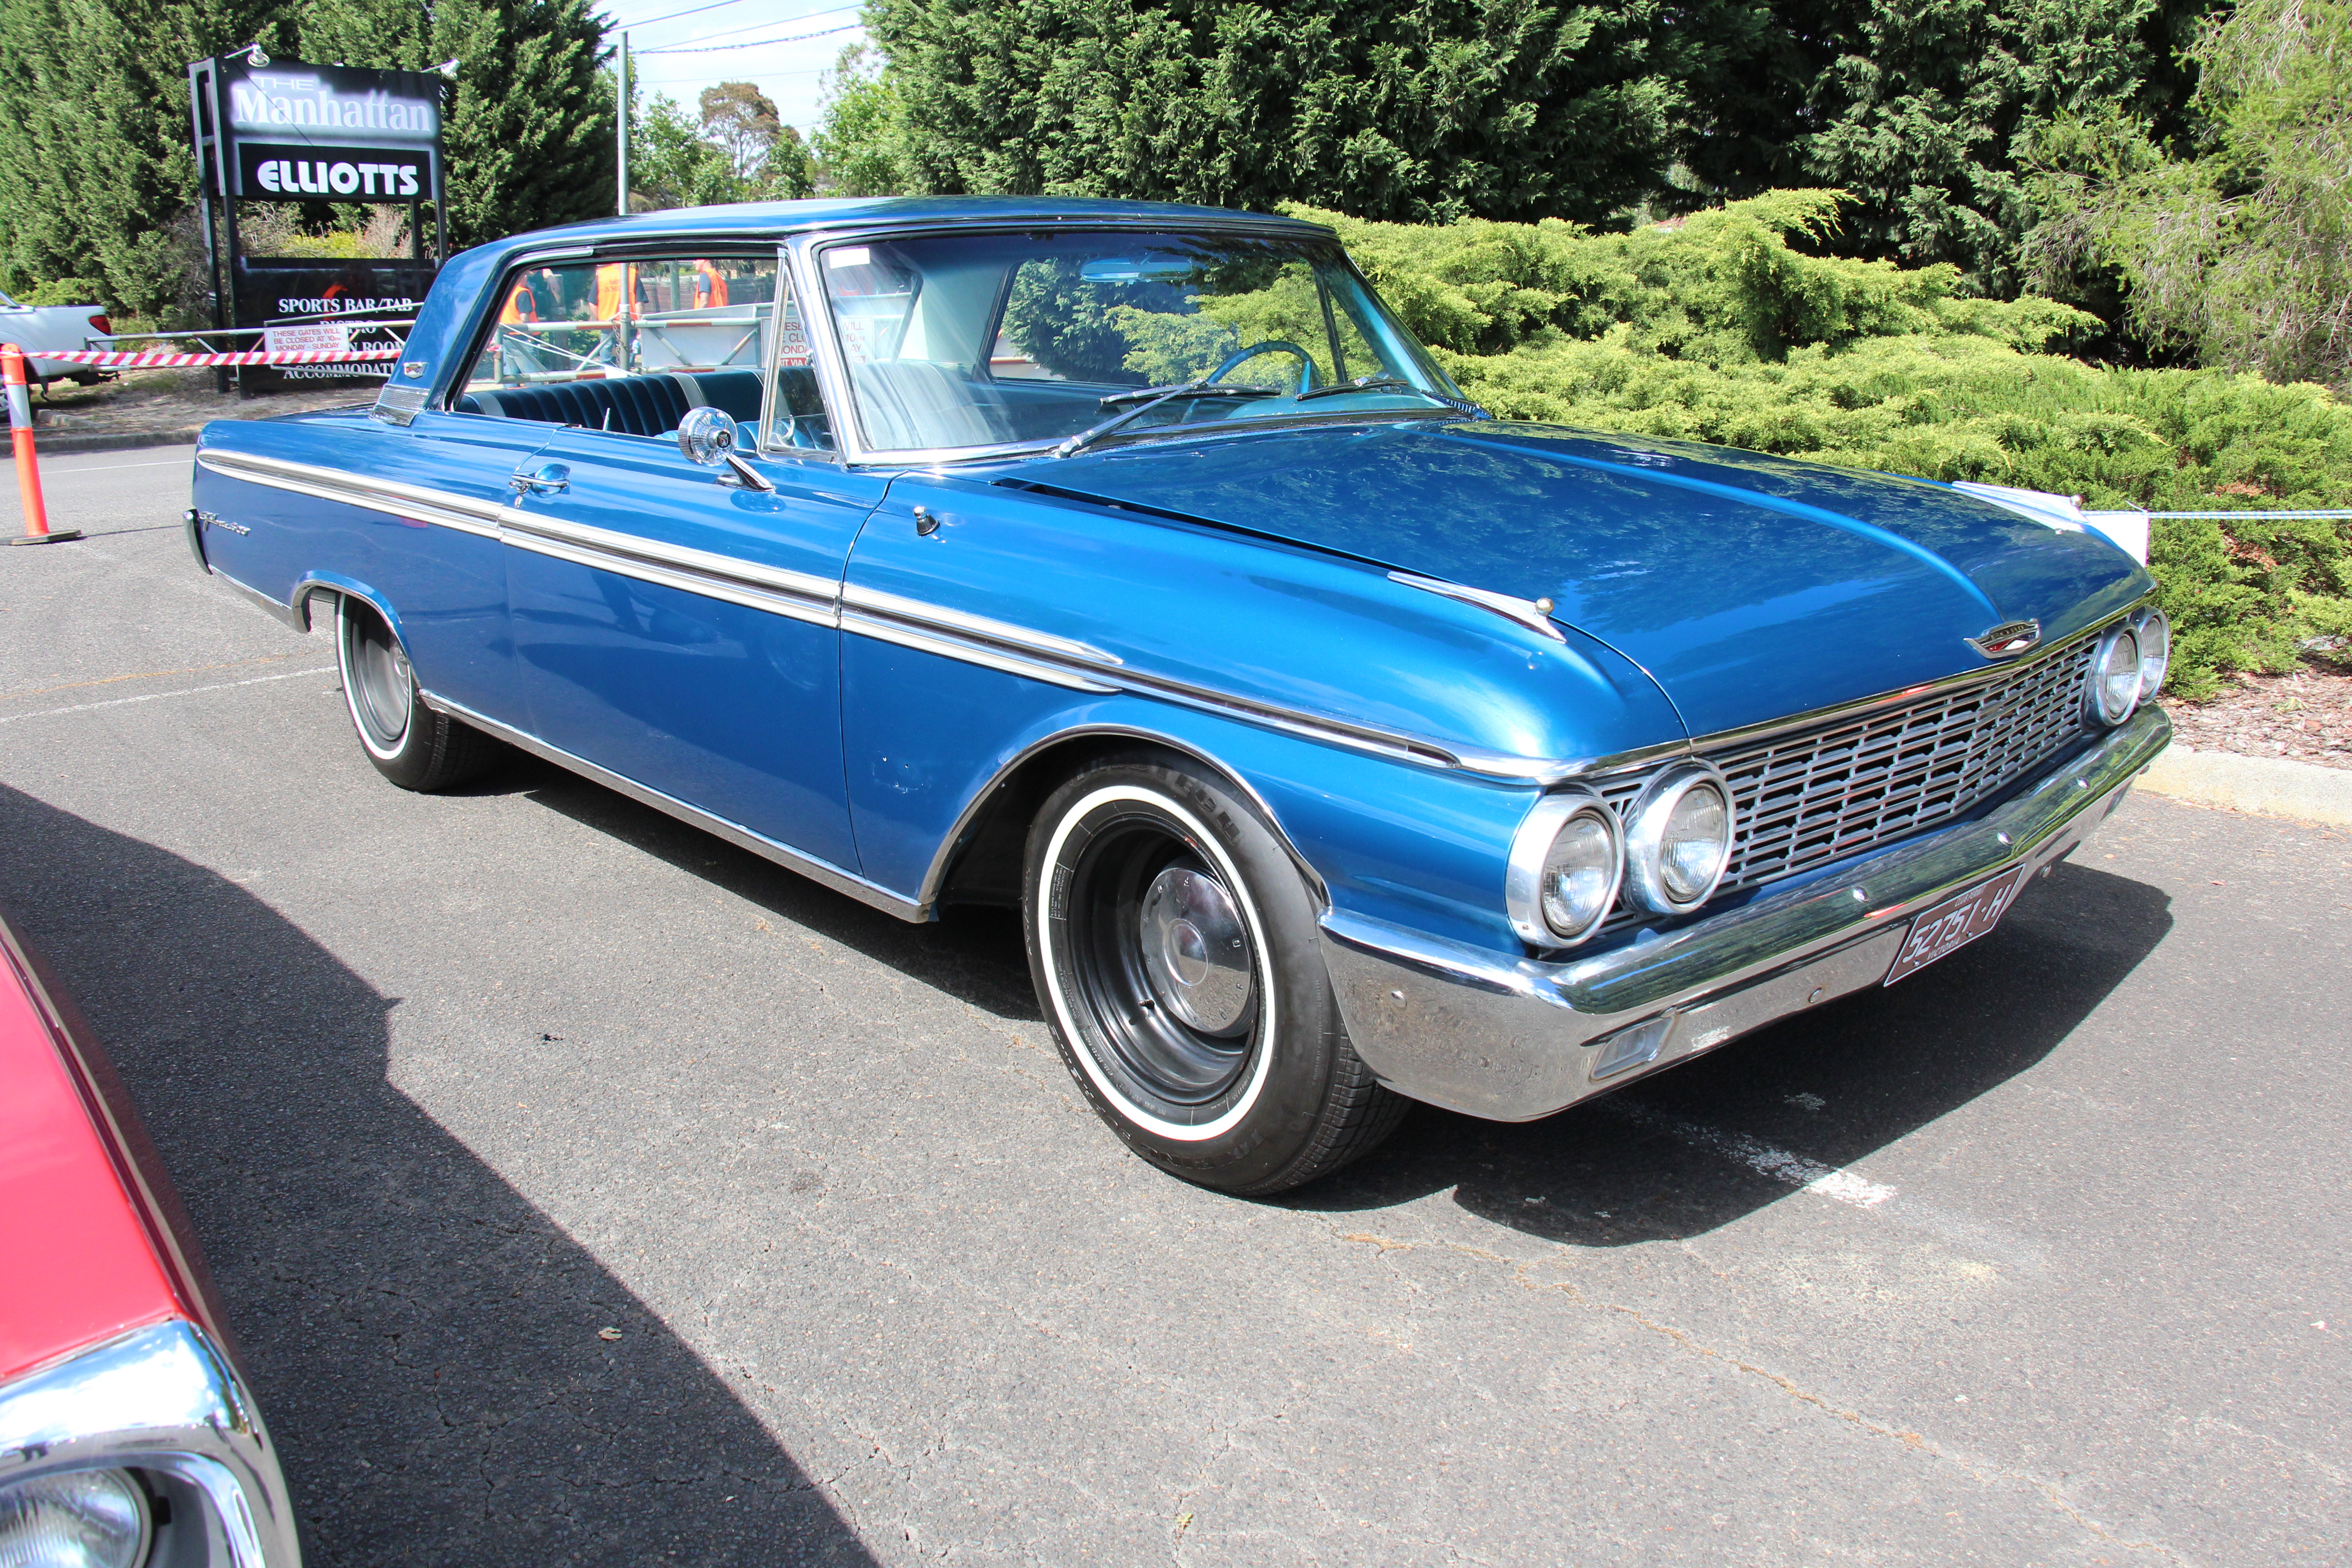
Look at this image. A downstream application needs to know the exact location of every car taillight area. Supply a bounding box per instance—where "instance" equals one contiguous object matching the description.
[87,314,113,336]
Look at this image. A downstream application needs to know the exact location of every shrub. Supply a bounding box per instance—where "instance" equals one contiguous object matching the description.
[1296,194,2352,697]
[22,276,105,307]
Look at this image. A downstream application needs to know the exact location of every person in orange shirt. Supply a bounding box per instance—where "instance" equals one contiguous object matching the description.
[691,259,729,309]
[498,277,538,326]
[593,263,637,323]
[593,263,638,372]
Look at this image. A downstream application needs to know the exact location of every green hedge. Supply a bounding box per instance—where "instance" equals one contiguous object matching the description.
[1299,193,2352,698]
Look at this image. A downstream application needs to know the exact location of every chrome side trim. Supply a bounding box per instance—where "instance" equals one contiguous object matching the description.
[835,584,1575,772]
[841,609,1119,693]
[1389,571,1566,642]
[0,1319,303,1567]
[419,690,924,921]
[842,583,1119,665]
[1320,704,2169,1120]
[196,449,504,538]
[500,511,839,627]
[210,567,307,632]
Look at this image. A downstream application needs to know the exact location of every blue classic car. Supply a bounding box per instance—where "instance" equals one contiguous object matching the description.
[185,198,2171,1194]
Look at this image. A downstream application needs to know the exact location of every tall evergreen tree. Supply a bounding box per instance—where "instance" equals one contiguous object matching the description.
[299,0,614,248]
[0,0,292,311]
[1788,0,2208,293]
[862,0,1783,225]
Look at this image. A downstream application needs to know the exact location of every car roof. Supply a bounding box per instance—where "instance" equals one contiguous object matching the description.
[498,196,1335,257]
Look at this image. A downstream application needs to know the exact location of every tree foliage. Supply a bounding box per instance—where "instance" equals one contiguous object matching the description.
[858,0,1783,225]
[1790,0,2207,294]
[0,0,291,313]
[0,0,611,311]
[1300,195,2352,695]
[2028,0,2352,388]
[809,43,908,197]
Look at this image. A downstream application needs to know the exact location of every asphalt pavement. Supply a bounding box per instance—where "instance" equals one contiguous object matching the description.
[3,446,2346,1567]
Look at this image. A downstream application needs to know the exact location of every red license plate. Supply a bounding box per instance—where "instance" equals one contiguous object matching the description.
[1883,867,2025,985]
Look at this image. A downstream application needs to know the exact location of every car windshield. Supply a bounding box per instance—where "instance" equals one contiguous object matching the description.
[814,228,1466,456]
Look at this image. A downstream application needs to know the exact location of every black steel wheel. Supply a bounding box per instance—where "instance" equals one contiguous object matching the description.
[1024,751,1407,1194]
[333,595,500,791]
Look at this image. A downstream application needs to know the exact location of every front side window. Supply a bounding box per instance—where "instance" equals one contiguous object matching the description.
[456,254,797,444]
[814,229,1462,456]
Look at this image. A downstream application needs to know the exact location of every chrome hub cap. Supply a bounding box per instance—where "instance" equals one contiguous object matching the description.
[1138,866,1253,1035]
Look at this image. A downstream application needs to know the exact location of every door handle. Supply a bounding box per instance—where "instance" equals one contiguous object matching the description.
[509,461,570,496]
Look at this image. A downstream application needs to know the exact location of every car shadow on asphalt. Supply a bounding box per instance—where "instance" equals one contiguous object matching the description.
[0,784,878,1568]
[436,748,2175,1250]
[1287,859,2175,1245]
[500,752,1045,1023]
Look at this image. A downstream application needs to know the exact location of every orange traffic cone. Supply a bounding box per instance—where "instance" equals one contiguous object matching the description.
[4,343,82,546]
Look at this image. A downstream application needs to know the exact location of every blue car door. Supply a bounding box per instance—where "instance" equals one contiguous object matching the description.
[501,426,885,870]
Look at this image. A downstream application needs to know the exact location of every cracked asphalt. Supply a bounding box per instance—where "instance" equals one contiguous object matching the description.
[3,445,2346,1566]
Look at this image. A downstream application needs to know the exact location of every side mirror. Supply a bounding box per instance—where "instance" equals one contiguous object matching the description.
[677,405,735,466]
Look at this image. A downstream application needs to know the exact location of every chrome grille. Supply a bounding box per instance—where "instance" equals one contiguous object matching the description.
[1710,635,2097,890]
[1578,633,2099,943]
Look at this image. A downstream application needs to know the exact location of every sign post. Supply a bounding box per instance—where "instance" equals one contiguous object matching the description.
[187,54,449,392]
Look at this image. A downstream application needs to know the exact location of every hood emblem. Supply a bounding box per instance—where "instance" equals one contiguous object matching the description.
[1966,620,2042,659]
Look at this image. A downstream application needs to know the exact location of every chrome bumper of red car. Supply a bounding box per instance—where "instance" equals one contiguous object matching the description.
[0,1318,303,1566]
[1320,705,2172,1122]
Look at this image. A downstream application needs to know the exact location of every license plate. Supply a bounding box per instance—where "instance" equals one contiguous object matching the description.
[1882,867,2024,985]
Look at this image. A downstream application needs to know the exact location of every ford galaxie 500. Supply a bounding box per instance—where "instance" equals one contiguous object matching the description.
[185,198,2171,1195]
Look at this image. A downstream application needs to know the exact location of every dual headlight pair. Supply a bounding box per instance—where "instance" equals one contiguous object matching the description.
[1506,763,1735,947]
[2088,605,2171,727]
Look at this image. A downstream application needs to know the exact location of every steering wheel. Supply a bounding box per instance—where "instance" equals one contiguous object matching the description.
[1207,340,1317,394]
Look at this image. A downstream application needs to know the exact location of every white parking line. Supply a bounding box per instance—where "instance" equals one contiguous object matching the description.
[0,666,333,725]
[41,457,193,474]
[1607,1098,1898,1208]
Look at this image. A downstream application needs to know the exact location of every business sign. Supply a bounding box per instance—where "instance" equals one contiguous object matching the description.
[239,143,427,200]
[220,59,443,202]
[234,260,429,389]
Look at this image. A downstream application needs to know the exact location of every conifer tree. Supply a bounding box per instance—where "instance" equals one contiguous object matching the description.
[862,0,1784,226]
[0,0,291,312]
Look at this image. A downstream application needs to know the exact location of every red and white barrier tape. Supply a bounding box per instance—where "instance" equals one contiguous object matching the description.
[24,346,402,368]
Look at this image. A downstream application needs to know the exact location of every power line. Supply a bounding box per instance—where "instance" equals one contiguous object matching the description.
[604,0,755,31]
[639,2,858,46]
[638,20,859,53]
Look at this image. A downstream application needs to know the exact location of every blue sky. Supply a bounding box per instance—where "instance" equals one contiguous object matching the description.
[605,0,868,137]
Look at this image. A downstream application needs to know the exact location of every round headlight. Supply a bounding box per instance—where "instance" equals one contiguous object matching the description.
[0,1468,151,1568]
[2087,624,2144,726]
[1625,763,1736,916]
[1504,789,1624,946]
[2133,607,2170,703]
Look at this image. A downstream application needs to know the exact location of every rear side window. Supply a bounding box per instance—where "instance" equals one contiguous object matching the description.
[455,254,793,441]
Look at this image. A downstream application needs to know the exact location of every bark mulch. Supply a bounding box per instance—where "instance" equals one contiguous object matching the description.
[2158,655,2352,772]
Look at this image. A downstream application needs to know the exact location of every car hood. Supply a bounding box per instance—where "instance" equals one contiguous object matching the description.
[1031,419,2153,737]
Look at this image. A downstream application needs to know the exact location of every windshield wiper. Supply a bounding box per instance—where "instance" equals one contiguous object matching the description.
[1293,376,1490,416]
[1293,376,1416,402]
[1056,381,1277,458]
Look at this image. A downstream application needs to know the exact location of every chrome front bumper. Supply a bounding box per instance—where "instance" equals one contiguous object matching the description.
[1320,706,2171,1121]
[0,1319,303,1566]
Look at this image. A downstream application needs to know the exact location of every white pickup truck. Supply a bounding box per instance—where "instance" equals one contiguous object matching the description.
[0,290,113,383]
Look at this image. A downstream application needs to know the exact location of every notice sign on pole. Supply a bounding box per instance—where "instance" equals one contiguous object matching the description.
[260,322,353,356]
[221,59,443,203]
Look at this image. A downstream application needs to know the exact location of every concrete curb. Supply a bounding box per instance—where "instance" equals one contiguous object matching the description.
[33,427,206,456]
[2137,744,2352,827]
